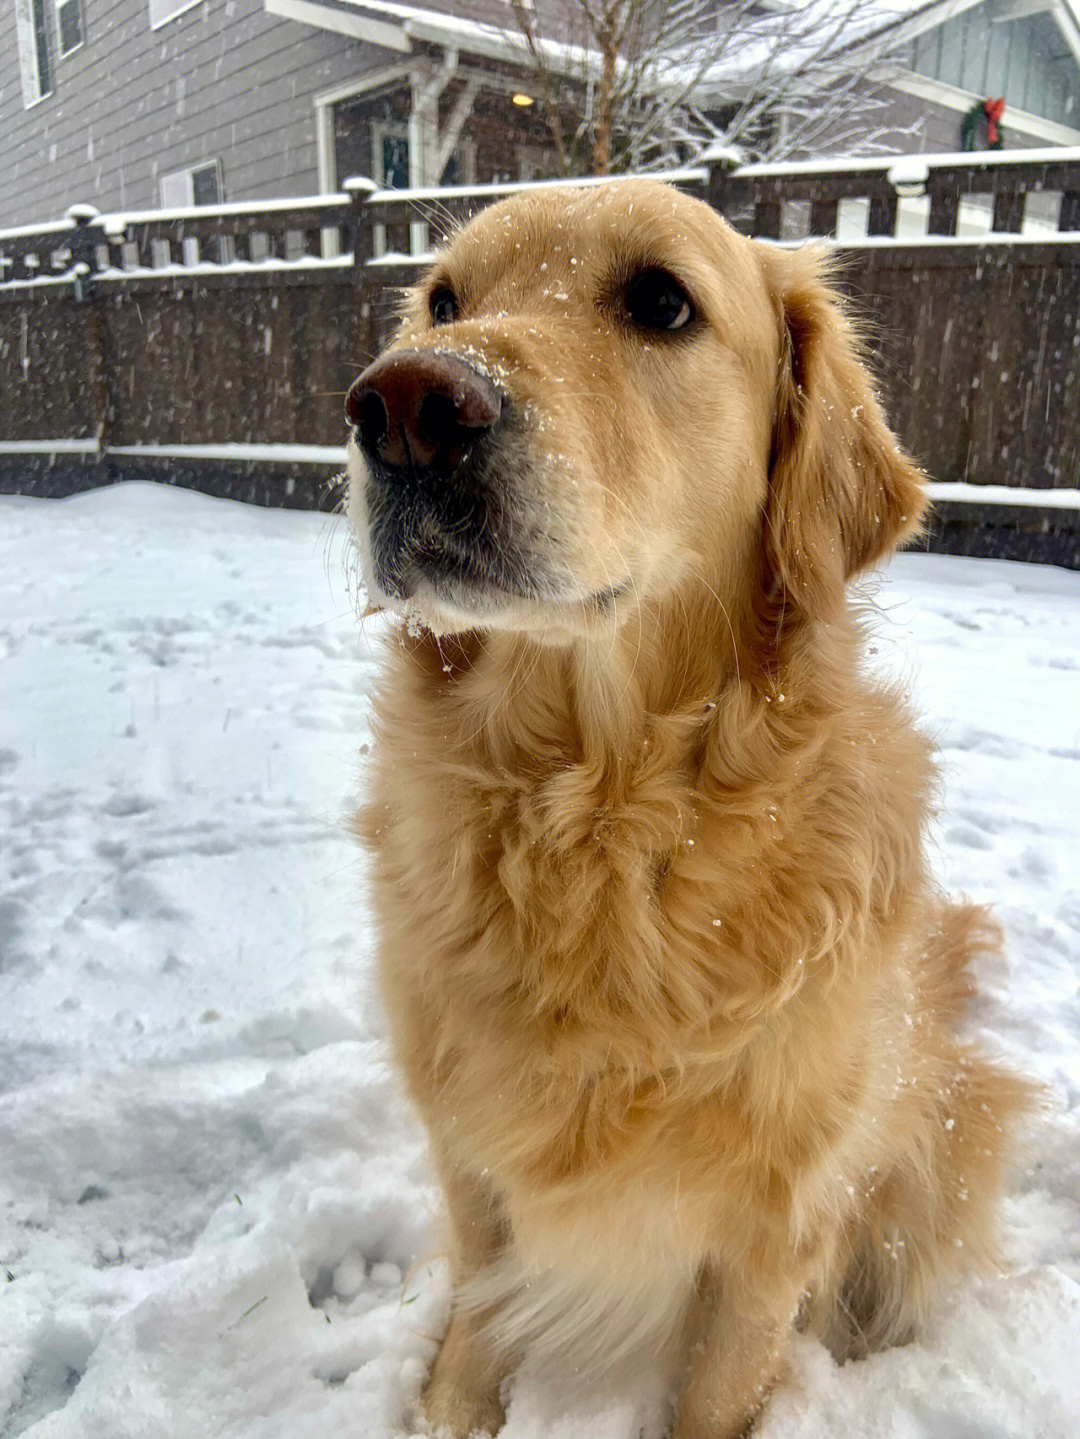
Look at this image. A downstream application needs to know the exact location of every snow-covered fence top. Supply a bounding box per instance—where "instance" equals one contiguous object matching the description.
[3,149,1078,286]
[0,171,710,285]
[354,147,1080,255]
[0,195,356,286]
[713,146,1080,243]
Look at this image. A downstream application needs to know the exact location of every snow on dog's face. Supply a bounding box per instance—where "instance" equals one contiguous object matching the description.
[345,179,924,641]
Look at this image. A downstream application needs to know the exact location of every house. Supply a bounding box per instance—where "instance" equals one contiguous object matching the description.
[849,0,1080,153]
[2,0,1078,228]
[0,0,564,227]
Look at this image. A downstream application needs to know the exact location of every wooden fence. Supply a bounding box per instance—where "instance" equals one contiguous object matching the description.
[2,150,1078,562]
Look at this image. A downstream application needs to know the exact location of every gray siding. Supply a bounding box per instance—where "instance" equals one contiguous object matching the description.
[1,1,1066,229]
[0,0,395,225]
[811,82,1056,160]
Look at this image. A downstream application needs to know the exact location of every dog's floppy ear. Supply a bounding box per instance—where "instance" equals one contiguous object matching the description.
[758,244,927,619]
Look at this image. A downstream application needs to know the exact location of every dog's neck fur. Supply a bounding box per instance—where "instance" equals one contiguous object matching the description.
[368,573,873,1064]
[397,563,850,778]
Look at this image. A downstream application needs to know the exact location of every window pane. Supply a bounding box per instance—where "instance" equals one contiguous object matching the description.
[58,0,84,55]
[32,0,51,94]
[382,135,409,189]
[192,163,222,206]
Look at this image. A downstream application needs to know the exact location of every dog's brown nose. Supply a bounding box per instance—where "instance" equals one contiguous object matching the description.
[347,350,502,472]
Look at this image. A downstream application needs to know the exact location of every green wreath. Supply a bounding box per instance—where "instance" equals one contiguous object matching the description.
[961,98,1005,151]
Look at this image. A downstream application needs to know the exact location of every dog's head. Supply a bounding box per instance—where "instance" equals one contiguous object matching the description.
[346,180,925,642]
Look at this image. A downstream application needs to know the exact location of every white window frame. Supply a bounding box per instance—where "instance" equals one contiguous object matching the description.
[54,0,84,58]
[148,0,202,31]
[372,120,412,189]
[14,0,53,107]
[159,159,222,210]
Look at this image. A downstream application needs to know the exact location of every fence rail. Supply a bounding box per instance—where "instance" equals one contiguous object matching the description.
[4,151,1078,279]
[2,149,1079,559]
[706,147,1080,240]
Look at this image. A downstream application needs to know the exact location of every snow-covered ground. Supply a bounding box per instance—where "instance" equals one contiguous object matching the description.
[1,482,1078,1439]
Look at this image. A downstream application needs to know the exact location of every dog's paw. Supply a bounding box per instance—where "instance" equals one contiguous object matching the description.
[414,1379,505,1439]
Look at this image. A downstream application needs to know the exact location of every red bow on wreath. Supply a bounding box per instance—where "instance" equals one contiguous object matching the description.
[984,98,1006,146]
[961,97,1006,150]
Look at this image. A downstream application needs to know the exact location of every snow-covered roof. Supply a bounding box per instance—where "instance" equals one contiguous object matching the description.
[267,0,1080,98]
[265,0,596,72]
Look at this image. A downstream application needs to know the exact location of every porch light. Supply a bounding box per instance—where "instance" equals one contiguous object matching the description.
[512,92,535,107]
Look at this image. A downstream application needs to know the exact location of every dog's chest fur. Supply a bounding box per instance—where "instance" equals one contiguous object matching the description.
[362,631,928,1275]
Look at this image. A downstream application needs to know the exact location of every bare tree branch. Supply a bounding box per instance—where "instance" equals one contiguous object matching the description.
[509,0,576,174]
[506,0,914,175]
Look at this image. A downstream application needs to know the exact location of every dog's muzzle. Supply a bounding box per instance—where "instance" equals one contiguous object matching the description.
[347,349,520,603]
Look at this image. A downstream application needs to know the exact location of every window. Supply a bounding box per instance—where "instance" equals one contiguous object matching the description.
[368,122,474,190]
[159,160,223,209]
[14,0,52,106]
[192,161,222,206]
[55,0,82,55]
[148,0,201,28]
[372,123,411,189]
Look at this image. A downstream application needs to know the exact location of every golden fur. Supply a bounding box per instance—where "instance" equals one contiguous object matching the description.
[346,180,1034,1438]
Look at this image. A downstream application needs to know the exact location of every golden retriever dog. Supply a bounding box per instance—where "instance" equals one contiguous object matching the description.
[344,179,1034,1438]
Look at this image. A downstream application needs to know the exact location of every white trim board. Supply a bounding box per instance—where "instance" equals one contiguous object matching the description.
[264,0,410,50]
[149,0,203,31]
[313,63,415,112]
[265,0,595,76]
[0,441,344,464]
[105,443,345,463]
[729,146,1080,178]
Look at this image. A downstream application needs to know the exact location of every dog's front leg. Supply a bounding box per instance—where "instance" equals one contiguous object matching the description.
[421,1155,511,1438]
[671,1260,805,1439]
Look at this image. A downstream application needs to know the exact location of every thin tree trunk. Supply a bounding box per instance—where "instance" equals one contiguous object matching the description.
[510,0,575,175]
[591,27,617,174]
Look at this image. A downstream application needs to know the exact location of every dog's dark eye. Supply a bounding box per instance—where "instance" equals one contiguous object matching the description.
[625,270,693,332]
[430,288,459,326]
